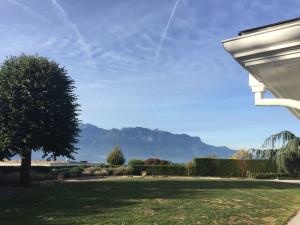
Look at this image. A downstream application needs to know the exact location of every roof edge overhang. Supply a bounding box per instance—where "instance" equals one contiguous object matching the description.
[222,19,300,120]
[222,20,300,61]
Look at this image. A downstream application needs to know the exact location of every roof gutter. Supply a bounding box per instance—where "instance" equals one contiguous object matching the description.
[249,74,300,110]
[222,19,300,119]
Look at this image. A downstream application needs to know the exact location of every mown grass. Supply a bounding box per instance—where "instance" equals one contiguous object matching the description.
[0,178,299,225]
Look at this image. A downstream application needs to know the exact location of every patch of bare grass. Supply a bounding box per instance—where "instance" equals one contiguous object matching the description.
[262,216,276,222]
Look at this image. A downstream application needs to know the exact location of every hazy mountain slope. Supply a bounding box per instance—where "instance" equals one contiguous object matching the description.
[75,124,236,163]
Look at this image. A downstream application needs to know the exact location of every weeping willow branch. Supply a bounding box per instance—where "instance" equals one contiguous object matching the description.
[260,131,300,175]
[262,130,296,149]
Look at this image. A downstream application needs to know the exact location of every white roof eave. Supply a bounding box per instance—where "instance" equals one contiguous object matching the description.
[222,20,300,120]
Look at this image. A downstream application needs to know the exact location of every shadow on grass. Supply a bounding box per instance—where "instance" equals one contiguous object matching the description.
[0,179,299,225]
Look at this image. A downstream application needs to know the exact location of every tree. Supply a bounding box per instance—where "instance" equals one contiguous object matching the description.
[0,54,80,186]
[231,149,252,159]
[208,154,216,159]
[106,145,125,165]
[261,131,300,175]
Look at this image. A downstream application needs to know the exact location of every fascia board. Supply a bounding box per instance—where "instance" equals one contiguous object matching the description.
[222,21,300,57]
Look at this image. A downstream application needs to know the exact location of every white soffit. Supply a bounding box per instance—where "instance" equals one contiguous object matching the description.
[222,18,300,120]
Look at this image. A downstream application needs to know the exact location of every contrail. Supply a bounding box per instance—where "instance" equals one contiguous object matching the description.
[154,0,179,60]
[51,0,94,61]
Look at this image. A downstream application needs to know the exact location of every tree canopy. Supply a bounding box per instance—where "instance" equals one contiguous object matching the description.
[231,149,252,159]
[106,144,126,165]
[0,54,80,185]
[252,131,300,175]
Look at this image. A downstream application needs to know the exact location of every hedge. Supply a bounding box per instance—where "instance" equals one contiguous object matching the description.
[251,172,291,179]
[193,158,277,177]
[132,165,191,176]
[0,159,278,178]
[0,165,125,174]
[0,166,54,174]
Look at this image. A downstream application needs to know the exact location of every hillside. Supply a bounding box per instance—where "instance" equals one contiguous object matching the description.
[75,124,236,163]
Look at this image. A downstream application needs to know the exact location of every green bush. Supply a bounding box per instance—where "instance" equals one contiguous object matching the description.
[128,159,145,166]
[193,158,278,177]
[132,165,190,176]
[52,166,84,178]
[107,145,126,165]
[112,166,134,175]
[93,168,109,176]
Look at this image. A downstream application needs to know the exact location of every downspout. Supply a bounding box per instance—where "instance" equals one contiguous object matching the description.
[249,74,300,110]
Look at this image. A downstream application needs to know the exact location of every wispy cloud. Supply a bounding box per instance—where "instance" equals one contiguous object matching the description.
[154,0,179,60]
[8,0,49,23]
[51,0,97,68]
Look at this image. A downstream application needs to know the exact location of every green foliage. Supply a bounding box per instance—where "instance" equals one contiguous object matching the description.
[106,145,126,165]
[128,159,145,166]
[193,158,277,177]
[132,165,190,176]
[112,166,134,175]
[54,167,84,178]
[275,146,300,175]
[262,130,296,149]
[260,131,300,175]
[0,54,80,161]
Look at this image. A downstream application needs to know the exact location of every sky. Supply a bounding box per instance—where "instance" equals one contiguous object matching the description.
[0,0,300,150]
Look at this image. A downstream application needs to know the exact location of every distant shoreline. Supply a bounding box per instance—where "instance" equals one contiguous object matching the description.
[1,160,65,164]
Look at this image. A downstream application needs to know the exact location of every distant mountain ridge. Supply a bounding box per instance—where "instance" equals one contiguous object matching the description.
[75,124,236,163]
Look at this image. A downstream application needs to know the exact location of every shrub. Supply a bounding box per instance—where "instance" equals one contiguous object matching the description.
[112,166,134,175]
[52,166,84,178]
[128,159,145,166]
[93,168,109,176]
[107,145,126,165]
[30,170,52,181]
[145,158,170,165]
[132,165,189,176]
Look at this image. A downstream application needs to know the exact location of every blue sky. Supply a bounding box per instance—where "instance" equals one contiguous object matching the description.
[0,0,299,150]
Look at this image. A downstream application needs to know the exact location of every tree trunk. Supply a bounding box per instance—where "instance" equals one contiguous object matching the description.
[20,150,32,187]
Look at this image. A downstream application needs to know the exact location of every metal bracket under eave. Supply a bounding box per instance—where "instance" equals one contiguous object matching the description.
[249,74,300,110]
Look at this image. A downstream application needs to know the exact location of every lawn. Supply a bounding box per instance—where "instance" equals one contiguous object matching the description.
[0,178,299,225]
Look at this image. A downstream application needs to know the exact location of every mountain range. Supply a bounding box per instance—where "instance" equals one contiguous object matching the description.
[74,124,236,163]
